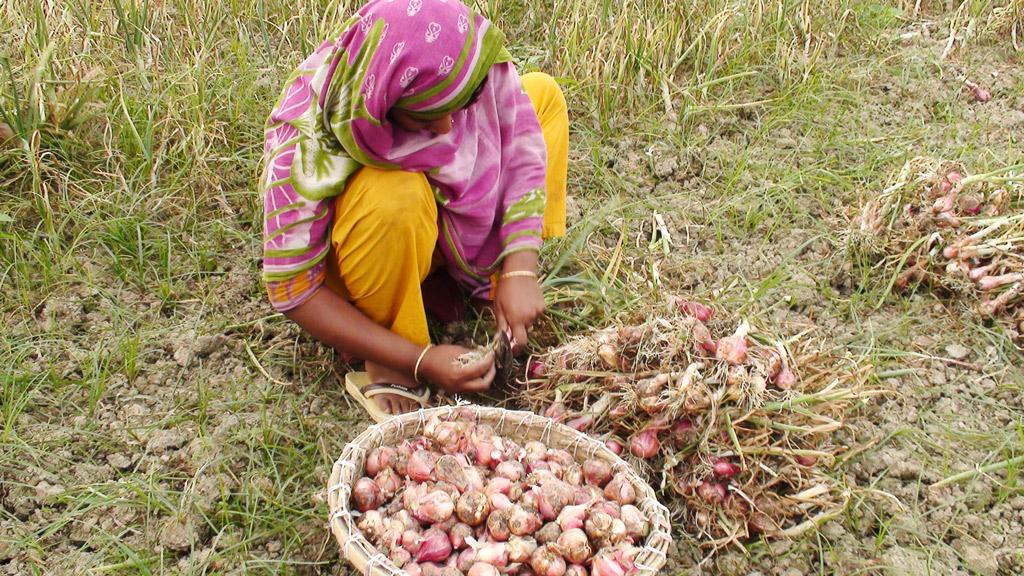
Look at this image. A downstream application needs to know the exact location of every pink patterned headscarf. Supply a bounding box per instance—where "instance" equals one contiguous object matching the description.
[261,0,548,309]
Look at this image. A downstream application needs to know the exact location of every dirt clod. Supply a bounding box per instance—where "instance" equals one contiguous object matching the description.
[146,429,190,454]
[34,481,65,501]
[945,343,970,360]
[106,452,134,470]
[159,515,205,552]
[954,539,999,576]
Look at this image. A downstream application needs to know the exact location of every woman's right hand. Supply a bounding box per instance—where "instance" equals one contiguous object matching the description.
[418,345,496,393]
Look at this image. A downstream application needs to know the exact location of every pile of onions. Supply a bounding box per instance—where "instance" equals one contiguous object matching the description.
[852,157,1024,338]
[517,297,866,544]
[351,410,649,576]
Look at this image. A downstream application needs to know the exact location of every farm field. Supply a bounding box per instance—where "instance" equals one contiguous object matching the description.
[1,1,1023,574]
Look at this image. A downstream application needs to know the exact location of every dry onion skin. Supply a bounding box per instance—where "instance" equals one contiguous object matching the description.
[351,412,650,575]
[516,298,870,550]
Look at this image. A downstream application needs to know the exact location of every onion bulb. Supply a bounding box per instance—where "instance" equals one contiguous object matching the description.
[565,565,588,576]
[366,446,397,476]
[603,474,636,505]
[409,450,438,482]
[487,508,512,542]
[449,523,473,550]
[410,490,455,524]
[536,480,575,520]
[668,419,696,448]
[496,460,526,483]
[475,542,509,567]
[674,298,715,322]
[353,477,382,512]
[434,455,469,492]
[583,459,613,487]
[590,548,635,576]
[508,536,538,564]
[402,529,422,554]
[619,505,649,541]
[531,543,567,576]
[597,344,618,370]
[528,360,548,379]
[556,504,587,531]
[374,467,403,500]
[716,320,750,365]
[628,429,660,459]
[771,367,797,389]
[698,481,727,504]
[536,522,562,545]
[415,528,453,563]
[713,457,741,478]
[356,509,385,541]
[562,464,583,486]
[468,563,499,576]
[508,505,543,536]
[556,528,592,564]
[565,414,594,432]
[456,491,490,526]
[544,401,568,421]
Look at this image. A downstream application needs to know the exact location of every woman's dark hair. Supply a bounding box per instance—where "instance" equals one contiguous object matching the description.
[465,74,488,108]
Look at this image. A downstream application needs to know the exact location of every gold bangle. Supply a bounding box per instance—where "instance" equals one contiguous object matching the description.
[413,344,433,385]
[500,270,538,280]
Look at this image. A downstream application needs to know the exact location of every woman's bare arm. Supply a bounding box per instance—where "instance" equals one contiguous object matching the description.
[284,288,495,390]
[285,288,424,372]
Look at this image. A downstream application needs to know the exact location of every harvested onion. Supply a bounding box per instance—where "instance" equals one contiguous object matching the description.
[353,477,382,512]
[603,474,636,505]
[715,320,750,365]
[350,413,653,573]
[531,543,567,576]
[557,528,592,564]
[582,459,613,487]
[456,491,490,526]
[628,429,660,459]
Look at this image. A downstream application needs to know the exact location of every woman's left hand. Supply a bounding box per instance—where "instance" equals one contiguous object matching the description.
[495,275,546,354]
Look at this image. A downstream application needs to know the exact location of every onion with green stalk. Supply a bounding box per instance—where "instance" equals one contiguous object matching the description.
[513,297,871,550]
[848,157,1024,337]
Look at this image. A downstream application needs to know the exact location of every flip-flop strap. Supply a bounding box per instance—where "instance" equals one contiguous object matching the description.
[362,383,429,406]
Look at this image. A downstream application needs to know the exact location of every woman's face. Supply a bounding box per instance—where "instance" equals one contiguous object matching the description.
[386,75,487,137]
[388,109,455,136]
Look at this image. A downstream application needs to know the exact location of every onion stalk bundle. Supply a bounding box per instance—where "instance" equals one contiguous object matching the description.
[849,157,1024,338]
[513,298,870,550]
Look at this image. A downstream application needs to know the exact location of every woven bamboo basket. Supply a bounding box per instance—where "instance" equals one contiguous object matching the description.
[327,404,673,575]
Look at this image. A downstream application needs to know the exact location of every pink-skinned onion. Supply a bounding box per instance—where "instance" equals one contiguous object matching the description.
[629,428,660,459]
[353,477,381,512]
[716,320,750,365]
[713,457,741,479]
[415,528,453,563]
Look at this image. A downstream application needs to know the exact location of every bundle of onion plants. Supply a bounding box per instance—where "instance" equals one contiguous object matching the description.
[850,157,1024,338]
[513,298,870,550]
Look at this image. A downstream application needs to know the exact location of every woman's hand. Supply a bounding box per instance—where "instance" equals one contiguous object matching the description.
[418,345,496,392]
[495,251,546,354]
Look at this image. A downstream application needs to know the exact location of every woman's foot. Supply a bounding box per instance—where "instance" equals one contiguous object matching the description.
[365,361,421,415]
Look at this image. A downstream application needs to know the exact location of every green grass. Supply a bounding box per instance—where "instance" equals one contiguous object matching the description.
[2,0,1024,574]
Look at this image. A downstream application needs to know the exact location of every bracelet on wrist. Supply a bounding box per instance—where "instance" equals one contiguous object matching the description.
[500,270,538,280]
[413,344,433,385]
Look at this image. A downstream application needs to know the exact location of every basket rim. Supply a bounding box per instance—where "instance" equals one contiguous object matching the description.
[327,404,673,576]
